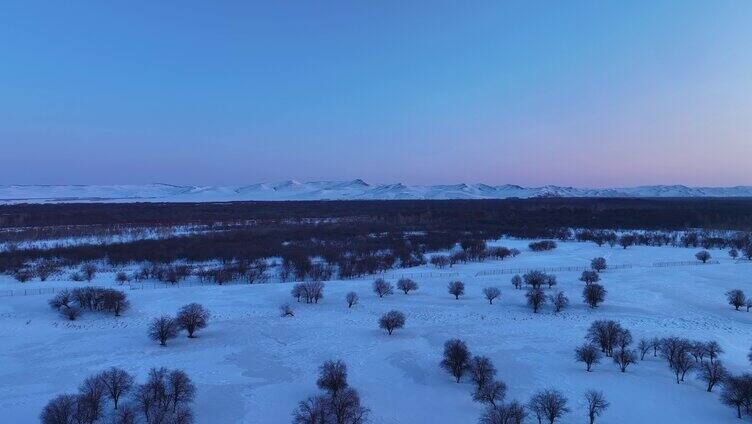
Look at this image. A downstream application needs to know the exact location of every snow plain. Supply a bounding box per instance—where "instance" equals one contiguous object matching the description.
[1,239,750,423]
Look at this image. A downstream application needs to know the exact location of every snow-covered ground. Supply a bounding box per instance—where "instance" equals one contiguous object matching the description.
[1,240,750,423]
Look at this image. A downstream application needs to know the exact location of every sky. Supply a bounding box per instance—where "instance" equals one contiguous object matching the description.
[1,1,751,187]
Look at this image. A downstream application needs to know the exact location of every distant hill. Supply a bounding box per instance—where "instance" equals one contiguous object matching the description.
[2,180,752,203]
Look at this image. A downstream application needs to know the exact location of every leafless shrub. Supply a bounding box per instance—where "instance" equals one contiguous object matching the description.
[346,292,359,308]
[148,316,179,346]
[448,281,465,299]
[440,338,471,383]
[372,278,393,298]
[176,303,210,337]
[378,310,406,335]
[484,287,501,304]
[280,303,295,317]
[396,278,418,294]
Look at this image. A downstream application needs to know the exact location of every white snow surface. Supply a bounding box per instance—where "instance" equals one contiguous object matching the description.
[1,240,751,423]
[3,181,752,203]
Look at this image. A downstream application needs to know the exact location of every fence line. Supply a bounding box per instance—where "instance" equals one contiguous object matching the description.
[475,264,634,277]
[1,259,741,298]
[651,260,720,267]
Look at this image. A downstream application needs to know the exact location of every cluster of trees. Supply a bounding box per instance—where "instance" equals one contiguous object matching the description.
[40,367,195,424]
[528,240,557,252]
[5,198,752,279]
[428,243,521,269]
[148,303,210,346]
[509,271,572,314]
[291,281,325,304]
[292,360,369,424]
[48,287,129,320]
[439,338,608,424]
[725,289,752,311]
[575,321,752,419]
[575,229,752,256]
[576,320,635,372]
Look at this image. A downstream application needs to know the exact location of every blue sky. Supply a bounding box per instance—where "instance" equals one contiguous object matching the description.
[1,1,751,186]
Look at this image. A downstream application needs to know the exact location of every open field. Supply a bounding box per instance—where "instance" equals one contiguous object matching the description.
[1,239,750,423]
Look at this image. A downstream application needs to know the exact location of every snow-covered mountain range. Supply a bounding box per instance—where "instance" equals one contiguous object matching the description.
[2,180,752,203]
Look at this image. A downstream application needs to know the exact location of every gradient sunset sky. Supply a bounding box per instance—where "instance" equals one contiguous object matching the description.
[2,1,751,187]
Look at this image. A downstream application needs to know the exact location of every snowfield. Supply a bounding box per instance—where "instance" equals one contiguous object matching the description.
[1,240,751,423]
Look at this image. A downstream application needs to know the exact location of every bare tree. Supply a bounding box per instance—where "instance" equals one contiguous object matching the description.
[49,290,73,310]
[302,281,325,304]
[668,347,695,383]
[61,305,82,321]
[705,340,723,363]
[345,292,358,308]
[115,271,130,285]
[13,268,33,283]
[378,310,406,335]
[469,356,497,390]
[292,396,329,424]
[36,259,61,281]
[102,290,130,317]
[590,257,607,273]
[526,288,547,313]
[176,303,210,338]
[695,250,711,263]
[99,367,134,410]
[448,281,465,299]
[551,291,568,313]
[586,320,625,357]
[40,394,78,424]
[575,344,601,372]
[612,349,637,372]
[484,287,501,305]
[720,374,752,419]
[650,337,662,357]
[474,380,507,407]
[527,389,569,424]
[479,402,526,424]
[584,390,609,424]
[328,387,369,424]
[511,275,523,290]
[77,375,106,424]
[372,278,393,298]
[280,303,294,317]
[81,263,97,282]
[440,338,471,383]
[579,271,599,285]
[317,360,348,396]
[148,316,179,346]
[698,360,728,392]
[637,339,651,360]
[167,370,195,413]
[430,255,450,269]
[725,289,746,311]
[291,283,305,302]
[396,278,418,294]
[582,284,606,308]
[112,403,138,424]
[523,271,548,289]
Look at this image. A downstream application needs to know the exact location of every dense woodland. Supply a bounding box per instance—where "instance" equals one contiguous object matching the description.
[2,199,752,276]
